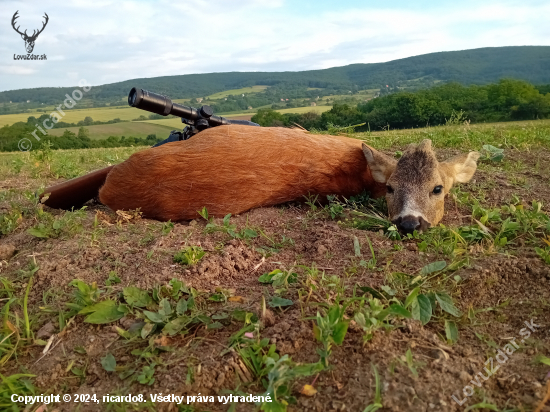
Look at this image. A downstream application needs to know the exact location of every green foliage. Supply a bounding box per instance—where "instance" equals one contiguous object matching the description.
[251,79,550,132]
[0,374,37,410]
[312,303,349,367]
[123,286,152,307]
[480,144,505,162]
[354,297,412,343]
[0,121,162,152]
[232,326,280,383]
[203,212,258,240]
[357,79,550,130]
[79,300,127,324]
[536,246,550,264]
[260,355,323,411]
[101,353,117,372]
[416,198,550,257]
[362,365,383,412]
[258,269,298,290]
[445,320,459,344]
[268,296,293,308]
[173,246,205,266]
[161,220,174,235]
[27,208,86,239]
[0,209,21,236]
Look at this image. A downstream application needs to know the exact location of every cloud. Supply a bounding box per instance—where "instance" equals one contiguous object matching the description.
[0,0,548,91]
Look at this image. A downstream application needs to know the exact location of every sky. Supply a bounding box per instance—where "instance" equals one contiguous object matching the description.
[0,0,549,92]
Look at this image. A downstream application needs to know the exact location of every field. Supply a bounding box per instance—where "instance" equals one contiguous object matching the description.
[0,101,330,131]
[1,120,550,411]
[0,106,146,128]
[205,86,269,99]
[46,122,175,140]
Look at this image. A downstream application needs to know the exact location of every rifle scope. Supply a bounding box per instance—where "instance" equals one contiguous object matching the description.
[128,87,231,126]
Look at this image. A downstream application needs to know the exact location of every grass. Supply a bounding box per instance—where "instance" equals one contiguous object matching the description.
[350,118,550,151]
[47,122,175,140]
[205,85,269,99]
[0,146,145,183]
[0,119,549,411]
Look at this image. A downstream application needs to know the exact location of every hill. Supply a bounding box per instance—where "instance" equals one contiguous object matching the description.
[1,46,549,106]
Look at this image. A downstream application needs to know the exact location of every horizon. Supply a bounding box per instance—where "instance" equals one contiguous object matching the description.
[1,0,549,92]
[2,45,546,93]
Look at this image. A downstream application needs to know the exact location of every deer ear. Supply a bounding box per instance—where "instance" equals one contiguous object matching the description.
[442,151,480,184]
[362,143,397,184]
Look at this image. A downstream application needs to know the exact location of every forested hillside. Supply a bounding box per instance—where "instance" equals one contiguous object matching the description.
[1,46,549,107]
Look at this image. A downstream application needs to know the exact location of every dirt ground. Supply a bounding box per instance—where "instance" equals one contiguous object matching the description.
[1,147,550,412]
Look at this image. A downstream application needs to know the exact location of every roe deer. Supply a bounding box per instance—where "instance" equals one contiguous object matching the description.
[98,126,479,233]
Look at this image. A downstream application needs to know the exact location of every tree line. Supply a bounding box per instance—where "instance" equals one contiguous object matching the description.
[1,79,549,152]
[251,79,550,130]
[0,122,161,152]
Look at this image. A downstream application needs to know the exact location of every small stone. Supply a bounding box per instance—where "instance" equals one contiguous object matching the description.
[0,244,16,260]
[36,322,56,339]
[458,371,472,383]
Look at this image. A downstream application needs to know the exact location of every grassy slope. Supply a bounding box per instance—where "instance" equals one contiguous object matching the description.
[206,85,269,99]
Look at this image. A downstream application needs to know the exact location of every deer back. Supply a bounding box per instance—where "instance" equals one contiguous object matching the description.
[99,125,385,220]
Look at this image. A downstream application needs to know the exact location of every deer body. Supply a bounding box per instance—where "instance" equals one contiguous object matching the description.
[99,125,386,221]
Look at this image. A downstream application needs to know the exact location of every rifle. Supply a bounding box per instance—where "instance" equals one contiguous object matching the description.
[41,87,259,210]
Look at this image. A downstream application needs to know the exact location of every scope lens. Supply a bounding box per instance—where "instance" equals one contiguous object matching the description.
[128,87,141,107]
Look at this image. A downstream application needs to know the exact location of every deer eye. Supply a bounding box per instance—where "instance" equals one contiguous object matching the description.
[386,185,394,194]
[433,185,443,195]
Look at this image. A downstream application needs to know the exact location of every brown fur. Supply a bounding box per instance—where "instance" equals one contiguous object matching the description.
[99,125,386,221]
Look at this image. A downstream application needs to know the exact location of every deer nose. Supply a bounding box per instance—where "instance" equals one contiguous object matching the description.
[393,215,428,234]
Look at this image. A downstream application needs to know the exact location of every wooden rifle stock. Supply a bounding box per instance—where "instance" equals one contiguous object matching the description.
[41,166,114,210]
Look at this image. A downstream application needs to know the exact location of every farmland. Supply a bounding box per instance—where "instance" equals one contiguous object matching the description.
[46,122,175,140]
[1,119,549,411]
[0,106,145,128]
[0,102,330,130]
[205,85,269,99]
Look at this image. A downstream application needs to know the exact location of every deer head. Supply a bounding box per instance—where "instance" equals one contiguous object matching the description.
[363,140,480,234]
[12,11,49,54]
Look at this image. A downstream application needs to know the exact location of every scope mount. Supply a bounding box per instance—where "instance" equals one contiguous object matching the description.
[179,104,215,140]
